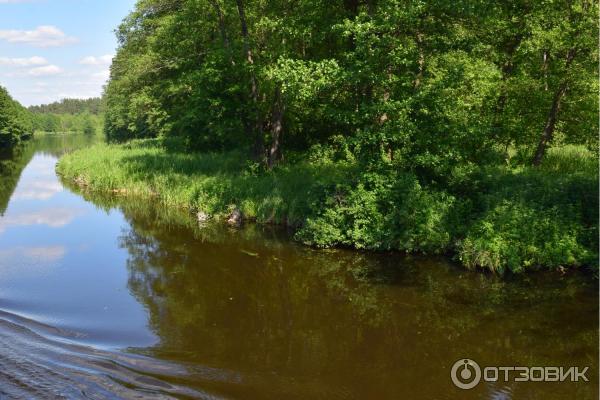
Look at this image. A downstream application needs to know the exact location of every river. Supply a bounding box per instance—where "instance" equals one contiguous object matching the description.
[0,135,597,399]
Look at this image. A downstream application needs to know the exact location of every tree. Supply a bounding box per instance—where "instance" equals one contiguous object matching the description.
[82,113,96,135]
[529,0,597,165]
[102,0,598,171]
[0,86,31,148]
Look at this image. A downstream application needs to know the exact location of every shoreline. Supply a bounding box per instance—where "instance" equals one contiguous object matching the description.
[57,139,599,277]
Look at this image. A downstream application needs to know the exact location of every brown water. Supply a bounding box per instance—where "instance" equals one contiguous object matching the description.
[0,135,597,399]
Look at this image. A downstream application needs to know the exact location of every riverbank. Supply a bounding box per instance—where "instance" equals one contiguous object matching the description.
[57,139,598,275]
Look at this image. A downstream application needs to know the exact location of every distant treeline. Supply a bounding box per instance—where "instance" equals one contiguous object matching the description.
[29,98,103,115]
[32,113,102,135]
[0,85,32,149]
[1,89,104,149]
[28,98,103,135]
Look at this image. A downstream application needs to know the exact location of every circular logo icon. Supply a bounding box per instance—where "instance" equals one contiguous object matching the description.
[451,358,481,390]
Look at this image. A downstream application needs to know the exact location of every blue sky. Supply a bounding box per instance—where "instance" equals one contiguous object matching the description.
[0,0,136,106]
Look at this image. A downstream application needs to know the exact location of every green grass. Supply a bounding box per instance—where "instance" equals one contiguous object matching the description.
[540,144,597,175]
[57,139,598,275]
[57,139,354,226]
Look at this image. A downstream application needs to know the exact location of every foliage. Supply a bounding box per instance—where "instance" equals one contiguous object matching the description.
[58,139,598,274]
[103,0,597,169]
[0,85,32,148]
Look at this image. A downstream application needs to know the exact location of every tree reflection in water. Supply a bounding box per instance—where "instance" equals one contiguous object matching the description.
[1,134,99,214]
[65,189,598,400]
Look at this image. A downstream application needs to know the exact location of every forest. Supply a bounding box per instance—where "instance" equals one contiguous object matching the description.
[55,0,600,273]
[29,98,103,135]
[103,0,597,160]
[28,98,103,115]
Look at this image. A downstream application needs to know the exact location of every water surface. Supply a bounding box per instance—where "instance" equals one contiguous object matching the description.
[0,135,597,399]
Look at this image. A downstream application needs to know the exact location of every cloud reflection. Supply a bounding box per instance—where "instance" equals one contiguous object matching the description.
[0,246,67,278]
[0,207,84,234]
[12,181,63,200]
[0,246,66,264]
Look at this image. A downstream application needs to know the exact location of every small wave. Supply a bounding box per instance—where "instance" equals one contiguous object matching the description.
[0,310,227,399]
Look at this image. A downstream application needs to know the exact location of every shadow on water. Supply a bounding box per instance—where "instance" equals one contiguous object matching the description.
[0,134,596,399]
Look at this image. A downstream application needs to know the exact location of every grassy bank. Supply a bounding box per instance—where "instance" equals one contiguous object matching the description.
[57,139,598,275]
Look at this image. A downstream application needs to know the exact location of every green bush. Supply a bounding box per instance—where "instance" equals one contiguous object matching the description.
[58,140,598,275]
[459,201,595,273]
[296,172,457,253]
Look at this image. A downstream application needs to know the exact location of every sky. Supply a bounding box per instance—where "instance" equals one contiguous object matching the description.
[0,0,136,106]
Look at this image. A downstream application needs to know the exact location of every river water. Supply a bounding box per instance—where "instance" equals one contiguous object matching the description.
[0,135,597,399]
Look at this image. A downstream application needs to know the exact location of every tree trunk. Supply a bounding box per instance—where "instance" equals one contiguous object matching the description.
[531,82,568,166]
[235,0,263,159]
[268,86,284,169]
[492,34,522,140]
[379,68,393,161]
[208,0,229,49]
[532,48,576,166]
[235,0,254,68]
[543,50,549,91]
[414,31,425,89]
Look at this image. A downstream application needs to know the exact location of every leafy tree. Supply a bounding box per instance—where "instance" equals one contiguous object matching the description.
[82,113,97,135]
[0,86,32,148]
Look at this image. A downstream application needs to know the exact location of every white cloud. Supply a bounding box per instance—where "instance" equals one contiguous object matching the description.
[0,56,47,67]
[28,64,63,76]
[1,61,112,105]
[0,25,78,47]
[79,54,113,66]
